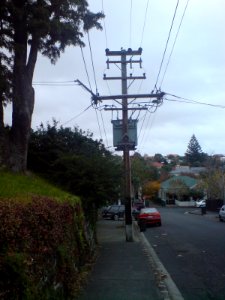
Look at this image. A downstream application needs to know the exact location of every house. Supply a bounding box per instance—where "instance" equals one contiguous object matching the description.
[170,166,206,176]
[159,175,198,207]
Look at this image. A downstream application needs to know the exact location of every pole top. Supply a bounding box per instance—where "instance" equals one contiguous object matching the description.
[105,48,142,56]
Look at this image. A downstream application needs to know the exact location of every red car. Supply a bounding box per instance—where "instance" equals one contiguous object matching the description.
[138,207,161,227]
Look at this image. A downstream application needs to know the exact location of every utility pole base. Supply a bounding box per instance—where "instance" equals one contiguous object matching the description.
[125,224,133,242]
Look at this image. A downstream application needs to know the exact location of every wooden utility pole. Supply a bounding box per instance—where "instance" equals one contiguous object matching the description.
[104,48,145,241]
[76,48,165,242]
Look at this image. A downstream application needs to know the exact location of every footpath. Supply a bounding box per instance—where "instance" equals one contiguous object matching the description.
[78,219,184,300]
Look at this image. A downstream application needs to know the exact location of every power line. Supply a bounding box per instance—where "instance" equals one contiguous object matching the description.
[80,46,93,91]
[87,31,98,94]
[165,93,225,108]
[61,104,92,126]
[99,110,109,147]
[140,0,150,47]
[154,0,180,91]
[137,109,156,152]
[101,0,108,48]
[129,0,133,47]
[33,81,76,86]
[159,0,190,88]
[94,108,103,141]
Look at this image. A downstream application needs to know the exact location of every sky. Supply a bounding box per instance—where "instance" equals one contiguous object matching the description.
[5,0,225,156]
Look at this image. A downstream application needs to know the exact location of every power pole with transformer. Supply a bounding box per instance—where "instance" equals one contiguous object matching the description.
[76,48,165,242]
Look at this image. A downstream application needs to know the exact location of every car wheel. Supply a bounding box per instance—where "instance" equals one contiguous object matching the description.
[158,221,162,226]
[114,214,119,221]
[219,215,223,222]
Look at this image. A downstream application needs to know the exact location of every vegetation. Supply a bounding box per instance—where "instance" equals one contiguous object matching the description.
[0,172,92,299]
[185,134,207,166]
[142,181,160,200]
[131,152,159,199]
[0,0,104,172]
[0,171,78,202]
[27,122,122,222]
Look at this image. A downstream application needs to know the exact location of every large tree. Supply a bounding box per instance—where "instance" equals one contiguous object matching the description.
[185,134,207,166]
[0,0,103,172]
[28,122,123,216]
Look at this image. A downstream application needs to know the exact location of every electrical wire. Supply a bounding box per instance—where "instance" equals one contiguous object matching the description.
[159,0,190,88]
[140,0,150,47]
[137,109,156,152]
[87,30,110,145]
[165,93,225,108]
[61,104,92,126]
[153,0,180,91]
[94,108,103,141]
[129,0,133,47]
[33,80,76,86]
[101,0,108,48]
[80,46,93,91]
[87,31,98,94]
[99,110,109,147]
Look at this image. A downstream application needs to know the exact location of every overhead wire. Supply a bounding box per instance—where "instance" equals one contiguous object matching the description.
[153,0,180,91]
[62,104,92,126]
[129,0,150,142]
[165,93,225,108]
[140,0,150,47]
[87,31,98,94]
[159,0,190,88]
[87,28,110,146]
[101,0,108,49]
[80,46,93,91]
[99,110,109,147]
[94,108,103,141]
[33,81,76,86]
[129,0,133,47]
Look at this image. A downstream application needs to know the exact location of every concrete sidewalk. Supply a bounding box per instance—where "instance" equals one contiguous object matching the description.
[78,219,176,300]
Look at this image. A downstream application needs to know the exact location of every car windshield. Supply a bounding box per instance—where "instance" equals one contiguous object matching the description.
[140,208,158,213]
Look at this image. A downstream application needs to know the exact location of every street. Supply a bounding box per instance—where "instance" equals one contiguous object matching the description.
[144,207,225,300]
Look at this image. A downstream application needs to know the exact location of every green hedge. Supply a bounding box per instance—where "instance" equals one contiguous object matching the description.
[0,196,91,299]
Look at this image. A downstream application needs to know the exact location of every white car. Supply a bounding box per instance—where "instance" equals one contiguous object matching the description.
[219,205,225,222]
[196,199,206,207]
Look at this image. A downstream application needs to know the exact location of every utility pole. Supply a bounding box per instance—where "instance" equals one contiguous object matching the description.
[76,48,165,242]
[104,48,145,241]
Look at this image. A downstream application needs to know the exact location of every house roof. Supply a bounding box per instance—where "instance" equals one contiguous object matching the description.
[160,175,197,190]
[151,162,164,168]
[170,166,206,176]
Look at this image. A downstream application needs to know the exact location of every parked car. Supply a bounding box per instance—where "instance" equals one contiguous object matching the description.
[102,205,125,221]
[138,207,161,226]
[196,199,206,208]
[219,205,225,222]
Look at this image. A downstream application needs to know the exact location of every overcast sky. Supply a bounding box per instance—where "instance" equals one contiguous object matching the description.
[5,0,225,156]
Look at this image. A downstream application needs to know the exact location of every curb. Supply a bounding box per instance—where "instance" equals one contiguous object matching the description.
[133,222,184,300]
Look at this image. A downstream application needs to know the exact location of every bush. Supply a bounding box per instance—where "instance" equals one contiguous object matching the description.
[0,196,91,299]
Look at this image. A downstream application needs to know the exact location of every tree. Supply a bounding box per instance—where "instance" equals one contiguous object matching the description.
[131,153,159,199]
[28,122,123,219]
[185,134,207,166]
[142,181,160,200]
[0,0,103,172]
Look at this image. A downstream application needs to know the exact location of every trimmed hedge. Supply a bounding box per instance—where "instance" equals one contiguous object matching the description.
[0,196,91,299]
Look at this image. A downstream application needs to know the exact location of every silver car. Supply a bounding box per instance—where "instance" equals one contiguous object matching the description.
[219,205,225,222]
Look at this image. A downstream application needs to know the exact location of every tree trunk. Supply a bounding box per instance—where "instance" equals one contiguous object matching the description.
[9,84,34,172]
[7,9,37,172]
[0,99,5,166]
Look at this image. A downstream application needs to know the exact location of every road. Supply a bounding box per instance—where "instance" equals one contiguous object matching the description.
[144,207,225,300]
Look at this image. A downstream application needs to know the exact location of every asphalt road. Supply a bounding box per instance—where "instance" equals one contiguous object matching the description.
[144,207,225,300]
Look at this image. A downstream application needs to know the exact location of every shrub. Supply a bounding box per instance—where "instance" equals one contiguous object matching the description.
[0,196,91,299]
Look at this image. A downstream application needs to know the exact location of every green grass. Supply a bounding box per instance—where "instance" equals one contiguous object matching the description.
[0,171,79,204]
